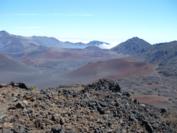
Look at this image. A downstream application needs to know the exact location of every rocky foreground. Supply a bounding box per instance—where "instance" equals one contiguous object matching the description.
[0,79,176,133]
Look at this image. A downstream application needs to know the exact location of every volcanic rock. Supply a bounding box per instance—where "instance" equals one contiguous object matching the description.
[86,79,121,92]
[0,81,175,133]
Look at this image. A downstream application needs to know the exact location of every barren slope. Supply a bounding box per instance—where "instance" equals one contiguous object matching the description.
[67,58,154,84]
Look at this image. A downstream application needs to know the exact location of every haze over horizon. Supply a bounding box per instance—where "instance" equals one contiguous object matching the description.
[1,0,177,47]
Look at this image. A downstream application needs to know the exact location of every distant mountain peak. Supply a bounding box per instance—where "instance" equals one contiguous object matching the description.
[0,30,10,36]
[112,37,151,55]
[127,36,140,40]
[125,37,149,44]
[87,40,109,45]
[0,30,9,34]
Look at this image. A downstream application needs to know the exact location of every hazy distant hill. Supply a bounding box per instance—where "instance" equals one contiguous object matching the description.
[31,36,63,47]
[0,30,177,86]
[112,37,177,63]
[112,38,177,77]
[67,58,154,83]
[0,54,34,72]
[0,31,120,87]
[0,31,111,52]
[0,31,39,55]
[143,41,177,63]
[145,41,177,77]
[112,37,151,55]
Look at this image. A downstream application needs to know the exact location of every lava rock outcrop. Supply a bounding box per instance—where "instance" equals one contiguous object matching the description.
[0,79,175,133]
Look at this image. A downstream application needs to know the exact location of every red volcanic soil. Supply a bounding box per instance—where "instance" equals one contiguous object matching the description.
[68,58,155,81]
[42,49,81,59]
[132,95,169,105]
[21,58,38,65]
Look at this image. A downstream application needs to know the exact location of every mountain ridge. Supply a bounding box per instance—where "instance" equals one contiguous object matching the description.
[0,31,110,49]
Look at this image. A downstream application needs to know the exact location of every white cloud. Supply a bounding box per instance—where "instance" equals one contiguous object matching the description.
[99,43,117,49]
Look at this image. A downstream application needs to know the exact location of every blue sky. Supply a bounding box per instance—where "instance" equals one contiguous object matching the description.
[0,0,177,46]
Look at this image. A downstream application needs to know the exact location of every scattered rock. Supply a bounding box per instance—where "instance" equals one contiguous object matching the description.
[86,79,121,92]
[0,84,7,88]
[94,128,103,133]
[3,122,13,128]
[0,80,175,133]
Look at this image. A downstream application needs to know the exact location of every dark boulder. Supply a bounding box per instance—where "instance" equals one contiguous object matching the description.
[16,83,29,90]
[97,104,105,115]
[15,102,25,109]
[160,108,167,114]
[94,128,103,133]
[34,119,44,129]
[8,102,25,110]
[141,120,153,133]
[122,92,131,97]
[51,127,63,133]
[9,82,29,90]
